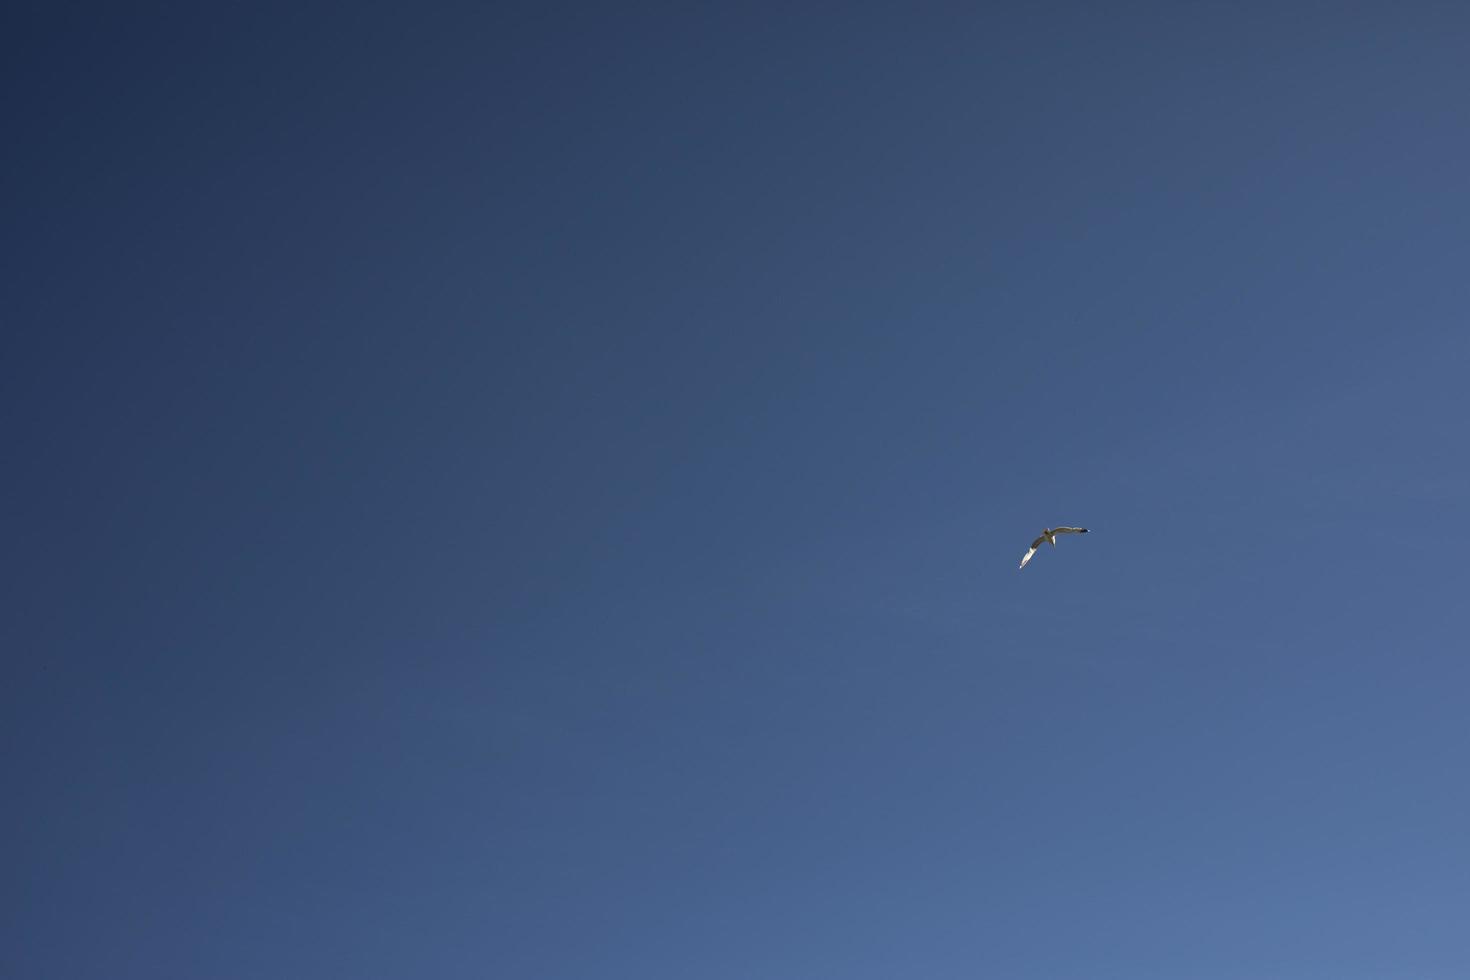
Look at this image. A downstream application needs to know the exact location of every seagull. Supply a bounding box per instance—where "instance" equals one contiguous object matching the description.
[1019,527,1089,569]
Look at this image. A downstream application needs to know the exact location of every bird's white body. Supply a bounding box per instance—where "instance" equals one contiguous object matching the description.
[1019,526,1089,569]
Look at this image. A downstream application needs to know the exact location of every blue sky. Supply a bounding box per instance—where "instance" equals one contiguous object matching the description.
[6,3,1470,977]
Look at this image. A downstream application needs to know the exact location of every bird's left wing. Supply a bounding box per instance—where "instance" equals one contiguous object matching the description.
[1019,535,1046,569]
[1052,527,1089,535]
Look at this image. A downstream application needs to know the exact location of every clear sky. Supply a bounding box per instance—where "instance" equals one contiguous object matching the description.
[6,3,1470,978]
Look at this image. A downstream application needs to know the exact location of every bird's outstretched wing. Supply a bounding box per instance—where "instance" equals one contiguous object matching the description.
[1052,527,1089,535]
[1019,535,1046,569]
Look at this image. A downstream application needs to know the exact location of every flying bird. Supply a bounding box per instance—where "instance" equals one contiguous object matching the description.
[1019,526,1089,569]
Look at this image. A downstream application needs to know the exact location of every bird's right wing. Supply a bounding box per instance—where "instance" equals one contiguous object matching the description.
[1019,536,1045,569]
[1052,527,1089,535]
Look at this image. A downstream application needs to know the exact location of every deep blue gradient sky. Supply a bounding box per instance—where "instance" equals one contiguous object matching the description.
[7,4,1470,977]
